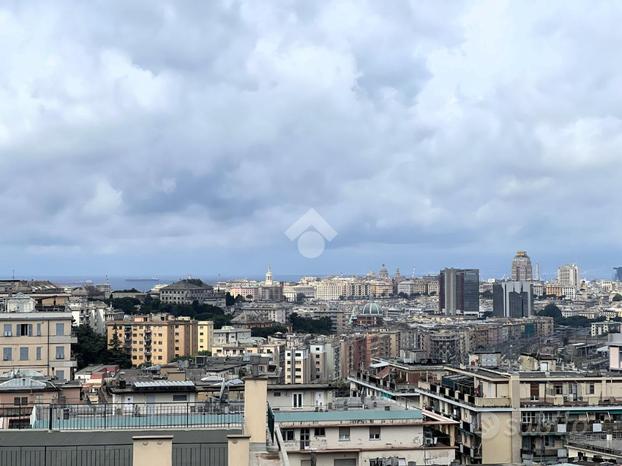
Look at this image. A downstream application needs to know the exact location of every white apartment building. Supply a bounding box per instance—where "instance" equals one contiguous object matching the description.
[5,293,36,313]
[310,342,336,382]
[212,326,252,345]
[273,398,457,466]
[558,264,580,288]
[67,298,119,334]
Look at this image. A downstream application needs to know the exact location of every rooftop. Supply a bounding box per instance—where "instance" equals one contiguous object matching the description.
[274,406,423,424]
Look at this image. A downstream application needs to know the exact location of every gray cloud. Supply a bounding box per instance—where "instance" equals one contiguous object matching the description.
[0,0,621,277]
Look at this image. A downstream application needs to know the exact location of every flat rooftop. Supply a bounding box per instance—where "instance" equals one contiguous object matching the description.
[274,408,423,424]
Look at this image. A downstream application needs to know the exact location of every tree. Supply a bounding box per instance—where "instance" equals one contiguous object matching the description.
[109,297,141,313]
[613,293,622,302]
[225,292,235,307]
[538,303,563,321]
[289,313,332,335]
[72,325,131,370]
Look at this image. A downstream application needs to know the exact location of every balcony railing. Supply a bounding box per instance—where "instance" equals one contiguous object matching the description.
[19,401,244,431]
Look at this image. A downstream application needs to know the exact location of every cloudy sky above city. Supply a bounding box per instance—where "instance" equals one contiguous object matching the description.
[1,0,621,279]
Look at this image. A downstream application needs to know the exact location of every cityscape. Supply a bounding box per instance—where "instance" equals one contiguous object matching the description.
[3,1,622,466]
[3,252,622,465]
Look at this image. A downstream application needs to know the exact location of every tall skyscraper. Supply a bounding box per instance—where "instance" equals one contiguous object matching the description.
[439,268,480,315]
[511,251,533,281]
[557,264,580,288]
[492,281,534,318]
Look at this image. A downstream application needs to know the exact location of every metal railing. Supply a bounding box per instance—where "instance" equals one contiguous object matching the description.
[0,444,132,466]
[18,401,244,431]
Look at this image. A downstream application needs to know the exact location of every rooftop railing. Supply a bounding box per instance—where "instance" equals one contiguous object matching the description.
[4,401,244,431]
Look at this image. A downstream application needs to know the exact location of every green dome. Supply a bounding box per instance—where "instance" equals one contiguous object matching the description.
[361,302,382,315]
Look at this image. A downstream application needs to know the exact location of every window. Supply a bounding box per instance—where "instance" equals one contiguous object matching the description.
[554,384,563,395]
[314,428,325,437]
[3,324,12,337]
[338,427,350,441]
[36,323,41,336]
[55,346,65,360]
[3,348,12,361]
[369,427,381,440]
[17,324,32,336]
[55,323,65,336]
[273,391,281,397]
[293,393,303,408]
[19,347,28,361]
[589,383,595,395]
[36,347,42,360]
[172,394,188,402]
[282,429,295,441]
[13,397,28,406]
[56,370,65,381]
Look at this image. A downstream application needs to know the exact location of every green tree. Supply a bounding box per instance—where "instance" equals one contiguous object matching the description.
[225,292,235,307]
[538,303,563,321]
[289,313,333,335]
[72,325,131,369]
[613,293,622,302]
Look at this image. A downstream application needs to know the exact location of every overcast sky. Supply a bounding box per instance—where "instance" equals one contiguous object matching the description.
[1,1,621,280]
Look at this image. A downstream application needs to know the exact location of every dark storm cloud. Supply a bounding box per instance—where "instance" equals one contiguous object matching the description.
[1,0,622,276]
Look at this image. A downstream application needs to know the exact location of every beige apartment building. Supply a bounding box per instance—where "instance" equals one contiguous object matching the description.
[106,314,198,366]
[197,320,214,353]
[416,366,622,464]
[0,310,77,381]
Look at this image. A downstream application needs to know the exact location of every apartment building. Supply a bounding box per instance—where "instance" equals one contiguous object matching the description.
[106,314,198,366]
[159,279,213,305]
[417,366,622,464]
[213,326,252,345]
[197,320,214,353]
[310,341,337,382]
[400,317,554,364]
[0,306,77,381]
[273,397,457,466]
[340,332,400,378]
[67,298,121,334]
[558,264,581,288]
[284,348,313,384]
[212,339,284,367]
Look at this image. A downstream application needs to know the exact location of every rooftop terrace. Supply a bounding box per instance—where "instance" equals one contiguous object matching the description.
[24,401,244,431]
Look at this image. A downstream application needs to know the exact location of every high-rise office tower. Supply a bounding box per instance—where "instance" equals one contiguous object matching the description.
[557,264,580,288]
[492,281,534,318]
[439,268,480,315]
[511,251,533,281]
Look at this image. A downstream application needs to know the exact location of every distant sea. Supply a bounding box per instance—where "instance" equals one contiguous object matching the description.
[11,274,306,292]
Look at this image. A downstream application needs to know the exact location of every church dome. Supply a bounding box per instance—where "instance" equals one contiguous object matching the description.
[361,302,382,315]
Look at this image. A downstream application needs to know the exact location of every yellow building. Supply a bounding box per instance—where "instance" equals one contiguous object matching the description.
[106,314,197,366]
[197,321,214,353]
[0,309,77,381]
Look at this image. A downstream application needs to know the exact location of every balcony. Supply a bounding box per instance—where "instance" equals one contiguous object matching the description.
[52,358,77,368]
[49,335,78,345]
